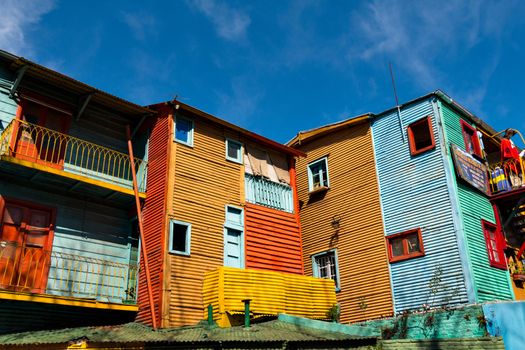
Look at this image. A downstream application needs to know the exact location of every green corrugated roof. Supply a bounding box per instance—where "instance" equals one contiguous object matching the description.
[0,320,376,346]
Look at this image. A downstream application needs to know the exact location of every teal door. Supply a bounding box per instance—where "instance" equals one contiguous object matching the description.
[224,228,242,268]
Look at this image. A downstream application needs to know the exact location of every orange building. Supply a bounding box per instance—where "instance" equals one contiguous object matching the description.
[288,116,394,323]
[138,101,336,328]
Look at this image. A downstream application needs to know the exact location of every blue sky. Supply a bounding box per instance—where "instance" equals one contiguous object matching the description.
[2,0,525,146]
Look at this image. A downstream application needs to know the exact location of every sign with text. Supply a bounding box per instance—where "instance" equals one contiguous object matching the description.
[451,144,490,195]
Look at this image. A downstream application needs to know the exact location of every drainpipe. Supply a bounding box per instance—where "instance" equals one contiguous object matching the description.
[126,125,157,330]
[242,299,251,328]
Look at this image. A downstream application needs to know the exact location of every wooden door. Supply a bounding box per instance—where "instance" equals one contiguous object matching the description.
[14,100,70,169]
[0,200,54,293]
[224,228,243,268]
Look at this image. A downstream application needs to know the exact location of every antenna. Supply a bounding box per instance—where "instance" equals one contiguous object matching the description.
[389,62,405,142]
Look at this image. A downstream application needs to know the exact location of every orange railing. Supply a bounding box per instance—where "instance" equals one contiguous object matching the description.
[488,159,525,194]
[0,120,147,192]
[0,241,138,304]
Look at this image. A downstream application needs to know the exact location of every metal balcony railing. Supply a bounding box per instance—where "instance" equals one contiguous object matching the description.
[0,241,138,304]
[488,159,525,194]
[0,119,147,192]
[245,173,294,213]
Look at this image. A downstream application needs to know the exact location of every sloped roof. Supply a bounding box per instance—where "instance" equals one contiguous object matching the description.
[0,320,376,346]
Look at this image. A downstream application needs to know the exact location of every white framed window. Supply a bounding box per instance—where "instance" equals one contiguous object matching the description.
[307,157,329,192]
[312,249,340,291]
[174,116,194,146]
[169,219,191,255]
[225,139,243,164]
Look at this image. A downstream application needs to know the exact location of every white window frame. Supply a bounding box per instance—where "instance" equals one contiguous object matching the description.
[174,116,194,147]
[168,219,191,256]
[223,205,245,268]
[225,138,243,164]
[307,157,330,192]
[312,249,340,292]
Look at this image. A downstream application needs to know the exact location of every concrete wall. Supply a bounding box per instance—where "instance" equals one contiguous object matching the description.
[356,305,487,339]
[482,300,525,350]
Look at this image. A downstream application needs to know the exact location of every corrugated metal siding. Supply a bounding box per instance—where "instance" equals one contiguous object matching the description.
[244,203,302,274]
[0,65,17,130]
[373,98,468,312]
[295,123,393,323]
[166,115,243,327]
[441,103,513,302]
[138,111,170,326]
[203,267,337,327]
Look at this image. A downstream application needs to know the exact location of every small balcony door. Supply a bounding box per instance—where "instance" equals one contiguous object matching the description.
[0,199,55,293]
[13,98,71,169]
[224,206,244,269]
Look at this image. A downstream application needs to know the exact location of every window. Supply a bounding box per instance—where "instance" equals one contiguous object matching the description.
[460,120,482,158]
[169,219,191,255]
[482,220,506,269]
[386,228,425,263]
[307,157,329,192]
[174,116,194,146]
[312,250,340,291]
[407,116,435,156]
[225,139,243,164]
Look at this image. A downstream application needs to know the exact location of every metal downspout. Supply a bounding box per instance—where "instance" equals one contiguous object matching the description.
[126,125,157,330]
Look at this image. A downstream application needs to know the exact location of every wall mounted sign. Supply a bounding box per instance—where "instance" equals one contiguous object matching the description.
[451,144,490,195]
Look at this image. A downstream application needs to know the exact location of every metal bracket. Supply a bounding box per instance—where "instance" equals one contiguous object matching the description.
[9,65,29,98]
[75,94,93,121]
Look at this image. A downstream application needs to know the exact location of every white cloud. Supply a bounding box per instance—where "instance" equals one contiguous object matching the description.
[188,0,251,41]
[0,0,55,56]
[214,76,264,125]
[121,12,157,42]
[347,0,514,90]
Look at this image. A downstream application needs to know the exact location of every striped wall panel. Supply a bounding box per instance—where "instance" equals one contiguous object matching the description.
[244,203,302,274]
[138,111,170,326]
[165,114,244,327]
[440,102,513,302]
[372,98,469,312]
[295,123,394,323]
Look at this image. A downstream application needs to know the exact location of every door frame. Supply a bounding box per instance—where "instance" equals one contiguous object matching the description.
[223,205,245,268]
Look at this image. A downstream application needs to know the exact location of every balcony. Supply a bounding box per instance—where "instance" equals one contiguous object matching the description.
[0,241,138,306]
[245,173,294,213]
[488,159,525,195]
[0,119,147,196]
[203,266,337,327]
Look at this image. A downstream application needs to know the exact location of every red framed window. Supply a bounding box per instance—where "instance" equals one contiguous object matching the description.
[407,116,436,156]
[386,228,425,263]
[460,120,482,158]
[482,220,507,269]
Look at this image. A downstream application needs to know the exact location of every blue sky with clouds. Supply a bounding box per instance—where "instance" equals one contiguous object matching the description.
[1,0,525,145]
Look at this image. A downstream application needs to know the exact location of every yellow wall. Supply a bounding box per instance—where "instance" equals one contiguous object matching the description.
[203,267,337,327]
[294,122,394,323]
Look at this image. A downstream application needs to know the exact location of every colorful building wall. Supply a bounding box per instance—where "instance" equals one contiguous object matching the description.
[440,101,514,302]
[294,122,394,323]
[154,105,303,327]
[372,98,469,312]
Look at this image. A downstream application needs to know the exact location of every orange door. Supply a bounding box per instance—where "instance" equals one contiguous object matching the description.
[0,201,54,293]
[14,101,70,169]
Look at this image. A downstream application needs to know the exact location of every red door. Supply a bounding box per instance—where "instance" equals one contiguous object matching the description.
[0,200,54,293]
[13,99,70,169]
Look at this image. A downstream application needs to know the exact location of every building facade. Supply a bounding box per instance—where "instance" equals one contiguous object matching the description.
[0,50,150,333]
[138,101,336,328]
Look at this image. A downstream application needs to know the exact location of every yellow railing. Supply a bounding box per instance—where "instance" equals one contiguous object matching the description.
[0,241,138,304]
[0,119,147,192]
[488,159,524,194]
[203,266,337,327]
